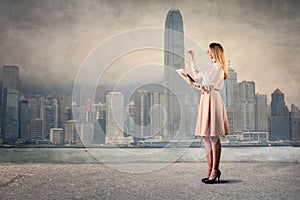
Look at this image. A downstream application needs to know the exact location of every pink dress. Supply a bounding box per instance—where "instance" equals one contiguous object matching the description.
[191,62,229,137]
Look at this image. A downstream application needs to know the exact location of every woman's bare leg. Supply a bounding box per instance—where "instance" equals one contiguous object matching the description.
[209,136,221,179]
[203,136,213,178]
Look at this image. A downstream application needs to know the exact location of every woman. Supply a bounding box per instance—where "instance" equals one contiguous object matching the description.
[187,43,229,184]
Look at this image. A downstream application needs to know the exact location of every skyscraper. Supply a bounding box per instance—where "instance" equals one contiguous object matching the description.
[57,94,70,131]
[269,89,291,140]
[79,121,94,144]
[20,99,30,142]
[224,62,237,107]
[133,90,151,139]
[164,9,185,140]
[255,94,268,131]
[106,92,125,144]
[43,97,59,138]
[223,62,237,133]
[1,66,20,144]
[271,89,289,116]
[150,91,164,138]
[30,118,44,140]
[64,120,79,143]
[132,90,163,140]
[95,85,106,104]
[234,81,256,132]
[85,98,95,122]
[2,66,20,91]
[291,104,300,140]
[36,95,43,119]
[93,103,106,144]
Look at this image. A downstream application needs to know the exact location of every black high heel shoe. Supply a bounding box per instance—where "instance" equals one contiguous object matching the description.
[201,178,208,183]
[204,170,221,184]
[201,170,212,182]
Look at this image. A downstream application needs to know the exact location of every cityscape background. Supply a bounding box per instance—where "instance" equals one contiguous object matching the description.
[0,1,299,146]
[1,62,300,146]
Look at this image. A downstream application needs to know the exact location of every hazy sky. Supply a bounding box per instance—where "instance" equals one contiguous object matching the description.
[0,0,299,106]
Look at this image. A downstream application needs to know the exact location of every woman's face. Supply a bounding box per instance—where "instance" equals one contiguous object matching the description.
[207,48,215,62]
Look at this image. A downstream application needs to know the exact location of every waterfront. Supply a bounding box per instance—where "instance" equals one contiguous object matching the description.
[1,146,299,164]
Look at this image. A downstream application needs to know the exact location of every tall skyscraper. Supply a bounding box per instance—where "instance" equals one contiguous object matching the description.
[150,91,164,138]
[85,98,95,122]
[291,104,300,140]
[234,81,256,132]
[133,90,151,139]
[132,90,164,140]
[269,89,291,140]
[223,62,237,133]
[271,89,289,116]
[94,103,106,144]
[57,94,70,131]
[106,92,125,144]
[125,101,135,137]
[2,66,20,91]
[95,85,106,104]
[164,9,185,140]
[65,107,73,121]
[20,99,30,142]
[255,94,268,131]
[1,66,20,144]
[43,97,59,138]
[224,62,237,107]
[27,98,37,118]
[36,95,44,119]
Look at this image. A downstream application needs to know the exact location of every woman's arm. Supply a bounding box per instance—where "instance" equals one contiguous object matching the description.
[187,50,203,80]
[191,62,203,80]
[183,72,205,91]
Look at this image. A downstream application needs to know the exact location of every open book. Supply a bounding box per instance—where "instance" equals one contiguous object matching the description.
[176,68,203,89]
[176,68,195,83]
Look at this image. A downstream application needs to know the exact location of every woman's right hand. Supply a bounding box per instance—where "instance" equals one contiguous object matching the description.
[187,50,195,62]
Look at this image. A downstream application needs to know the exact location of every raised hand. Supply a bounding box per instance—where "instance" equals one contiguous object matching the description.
[187,49,195,62]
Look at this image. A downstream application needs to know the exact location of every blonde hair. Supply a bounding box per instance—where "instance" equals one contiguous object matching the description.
[209,43,228,80]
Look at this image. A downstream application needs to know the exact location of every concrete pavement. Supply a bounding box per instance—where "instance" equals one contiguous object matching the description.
[0,162,299,200]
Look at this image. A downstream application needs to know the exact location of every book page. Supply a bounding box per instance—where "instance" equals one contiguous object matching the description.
[176,69,195,85]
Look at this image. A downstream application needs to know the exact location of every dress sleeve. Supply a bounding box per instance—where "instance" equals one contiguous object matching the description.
[191,62,203,80]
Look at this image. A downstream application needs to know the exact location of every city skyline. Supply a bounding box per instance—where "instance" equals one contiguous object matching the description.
[1,63,299,145]
[0,0,299,106]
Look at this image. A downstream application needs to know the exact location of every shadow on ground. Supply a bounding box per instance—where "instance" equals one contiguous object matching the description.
[218,179,243,184]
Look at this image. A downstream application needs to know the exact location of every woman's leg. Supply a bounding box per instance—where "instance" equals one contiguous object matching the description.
[203,136,213,178]
[209,136,221,179]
